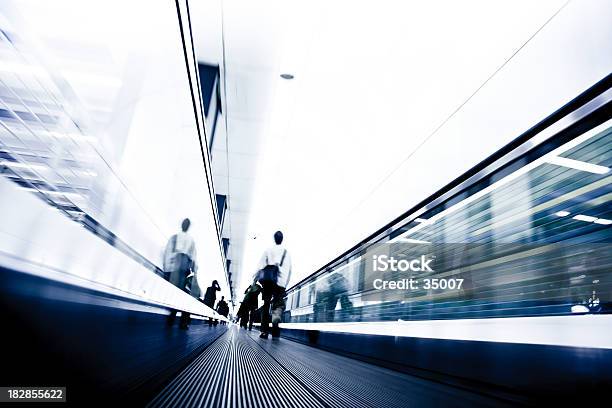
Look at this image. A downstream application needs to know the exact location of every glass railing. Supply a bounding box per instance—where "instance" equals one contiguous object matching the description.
[284,85,612,323]
[0,1,223,286]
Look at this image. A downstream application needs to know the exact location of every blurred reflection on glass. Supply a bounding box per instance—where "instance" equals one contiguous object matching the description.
[0,1,226,286]
[286,125,612,323]
[313,271,353,322]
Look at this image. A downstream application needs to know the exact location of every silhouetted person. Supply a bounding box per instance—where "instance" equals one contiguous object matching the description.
[237,301,248,328]
[242,281,261,330]
[164,218,197,329]
[216,296,229,324]
[255,231,291,339]
[204,280,221,326]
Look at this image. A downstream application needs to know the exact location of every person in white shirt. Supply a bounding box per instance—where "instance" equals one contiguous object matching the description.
[255,230,292,339]
[164,218,198,329]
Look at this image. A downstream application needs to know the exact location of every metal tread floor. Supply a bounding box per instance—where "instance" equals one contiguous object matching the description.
[148,326,512,408]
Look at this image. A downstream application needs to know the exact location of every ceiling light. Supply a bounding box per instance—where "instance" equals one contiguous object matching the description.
[571,305,589,313]
[414,218,431,224]
[554,211,570,217]
[573,214,598,222]
[0,161,46,171]
[546,156,609,174]
[18,187,83,199]
[594,218,612,225]
[280,74,294,80]
[397,238,431,244]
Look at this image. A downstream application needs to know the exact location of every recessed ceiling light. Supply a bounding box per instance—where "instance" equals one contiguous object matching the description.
[571,305,589,313]
[594,218,612,225]
[546,156,609,174]
[280,73,294,80]
[555,211,570,217]
[397,238,431,244]
[573,214,598,222]
[412,218,435,227]
[0,161,46,171]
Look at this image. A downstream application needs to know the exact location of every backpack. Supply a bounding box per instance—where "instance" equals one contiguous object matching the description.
[257,249,287,283]
[244,283,261,304]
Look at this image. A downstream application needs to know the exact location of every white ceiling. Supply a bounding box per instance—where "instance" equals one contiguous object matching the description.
[191,0,612,297]
[191,0,286,300]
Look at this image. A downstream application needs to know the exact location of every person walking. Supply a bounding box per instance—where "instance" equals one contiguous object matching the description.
[255,231,291,339]
[216,296,229,324]
[204,280,221,326]
[163,218,197,329]
[242,281,261,330]
[237,301,248,328]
